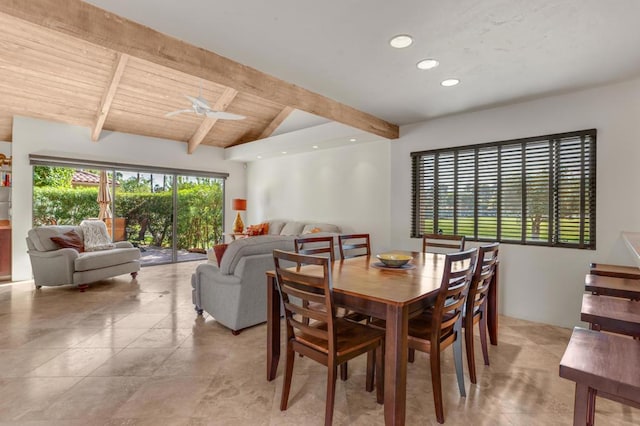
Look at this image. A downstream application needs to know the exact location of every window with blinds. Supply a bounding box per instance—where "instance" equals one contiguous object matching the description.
[411,129,596,249]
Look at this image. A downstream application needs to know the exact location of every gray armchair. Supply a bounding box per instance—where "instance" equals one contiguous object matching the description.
[26,225,141,289]
[191,235,296,334]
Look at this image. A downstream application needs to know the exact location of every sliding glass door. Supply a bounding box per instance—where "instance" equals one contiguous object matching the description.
[175,175,224,262]
[32,163,225,267]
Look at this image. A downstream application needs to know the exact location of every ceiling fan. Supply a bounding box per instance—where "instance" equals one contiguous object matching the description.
[165,84,246,120]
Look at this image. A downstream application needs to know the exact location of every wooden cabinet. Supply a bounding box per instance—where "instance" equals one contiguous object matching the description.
[0,225,10,281]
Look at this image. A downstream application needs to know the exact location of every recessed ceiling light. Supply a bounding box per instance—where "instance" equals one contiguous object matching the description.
[389,34,413,49]
[256,155,262,159]
[312,145,319,149]
[416,59,439,70]
[281,151,287,154]
[349,138,357,142]
[441,78,460,87]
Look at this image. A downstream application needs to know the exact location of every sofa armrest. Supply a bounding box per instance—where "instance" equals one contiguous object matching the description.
[27,248,79,260]
[195,262,241,286]
[114,241,135,249]
[27,248,78,286]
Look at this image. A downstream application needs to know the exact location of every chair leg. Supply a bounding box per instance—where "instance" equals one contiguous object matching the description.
[365,351,375,392]
[340,362,348,381]
[430,348,445,424]
[325,364,338,426]
[453,327,466,397]
[375,344,384,404]
[465,319,477,385]
[408,348,415,363]
[280,343,295,411]
[479,312,490,366]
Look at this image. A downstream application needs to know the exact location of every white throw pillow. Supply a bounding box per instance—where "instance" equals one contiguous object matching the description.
[80,220,116,252]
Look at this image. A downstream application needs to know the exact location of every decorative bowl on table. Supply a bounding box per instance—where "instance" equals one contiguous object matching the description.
[376,253,412,268]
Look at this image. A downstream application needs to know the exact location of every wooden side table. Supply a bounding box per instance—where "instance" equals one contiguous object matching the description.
[560,327,640,426]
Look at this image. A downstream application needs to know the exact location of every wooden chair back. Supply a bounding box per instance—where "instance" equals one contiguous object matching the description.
[273,250,336,353]
[431,248,477,343]
[422,233,465,253]
[294,236,335,262]
[338,234,371,259]
[466,243,499,320]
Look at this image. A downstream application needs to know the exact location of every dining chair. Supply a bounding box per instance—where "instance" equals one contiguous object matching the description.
[294,236,336,327]
[336,233,372,323]
[336,233,374,380]
[370,247,477,424]
[338,233,371,259]
[273,249,385,426]
[464,242,499,384]
[294,235,336,261]
[422,233,466,253]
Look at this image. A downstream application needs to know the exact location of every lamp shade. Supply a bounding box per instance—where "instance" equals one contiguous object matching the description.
[232,198,247,211]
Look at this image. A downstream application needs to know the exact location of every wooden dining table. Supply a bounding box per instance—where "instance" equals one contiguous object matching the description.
[265,251,499,426]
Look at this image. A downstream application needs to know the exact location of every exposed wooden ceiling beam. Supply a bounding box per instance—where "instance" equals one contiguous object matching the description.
[0,0,399,140]
[258,106,293,140]
[91,53,128,141]
[188,88,238,154]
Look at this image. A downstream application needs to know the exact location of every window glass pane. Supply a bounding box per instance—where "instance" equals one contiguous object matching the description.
[499,144,522,241]
[456,150,475,236]
[410,129,596,249]
[436,153,454,234]
[477,147,498,239]
[525,141,550,243]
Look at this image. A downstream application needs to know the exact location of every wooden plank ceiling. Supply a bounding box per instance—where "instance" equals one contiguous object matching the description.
[0,1,399,152]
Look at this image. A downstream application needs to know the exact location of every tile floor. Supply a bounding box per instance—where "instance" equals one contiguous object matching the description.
[0,261,637,425]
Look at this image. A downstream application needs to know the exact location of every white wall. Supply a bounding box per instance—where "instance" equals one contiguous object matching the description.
[246,139,391,255]
[12,116,246,281]
[391,77,640,327]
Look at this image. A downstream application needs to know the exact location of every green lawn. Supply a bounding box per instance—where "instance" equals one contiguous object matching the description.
[423,216,588,243]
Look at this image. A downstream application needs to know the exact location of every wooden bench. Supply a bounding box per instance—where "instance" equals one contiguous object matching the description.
[559,327,640,426]
[589,262,640,279]
[580,294,640,338]
[584,274,640,300]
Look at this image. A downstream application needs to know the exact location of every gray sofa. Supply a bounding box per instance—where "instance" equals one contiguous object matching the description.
[191,220,340,334]
[26,225,141,289]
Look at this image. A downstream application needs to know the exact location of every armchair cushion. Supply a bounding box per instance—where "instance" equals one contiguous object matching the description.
[50,230,85,252]
[80,220,116,251]
[74,247,141,272]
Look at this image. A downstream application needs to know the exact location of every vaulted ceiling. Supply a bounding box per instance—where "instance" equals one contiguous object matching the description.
[2,1,640,156]
[0,1,398,152]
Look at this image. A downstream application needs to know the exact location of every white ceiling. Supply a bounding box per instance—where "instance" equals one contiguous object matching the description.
[84,0,640,129]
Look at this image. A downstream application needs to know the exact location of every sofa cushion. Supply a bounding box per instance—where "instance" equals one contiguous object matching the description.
[213,243,228,266]
[220,235,296,275]
[267,220,287,235]
[28,225,83,252]
[50,230,85,253]
[80,220,116,251]
[246,222,269,236]
[302,223,340,234]
[74,247,141,272]
[280,222,305,236]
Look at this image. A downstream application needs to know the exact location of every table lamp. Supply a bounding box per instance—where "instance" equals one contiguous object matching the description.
[232,198,246,233]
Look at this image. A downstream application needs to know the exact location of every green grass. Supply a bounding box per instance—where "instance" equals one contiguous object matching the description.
[423,216,588,243]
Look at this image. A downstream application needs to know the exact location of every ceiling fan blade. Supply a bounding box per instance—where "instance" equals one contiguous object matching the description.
[165,109,194,117]
[205,110,246,120]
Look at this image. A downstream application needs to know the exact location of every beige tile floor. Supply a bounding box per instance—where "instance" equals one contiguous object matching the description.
[0,261,637,425]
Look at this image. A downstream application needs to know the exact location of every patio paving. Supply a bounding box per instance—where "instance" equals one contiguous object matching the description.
[138,246,207,266]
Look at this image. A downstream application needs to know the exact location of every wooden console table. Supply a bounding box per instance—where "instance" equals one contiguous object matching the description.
[560,327,640,426]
